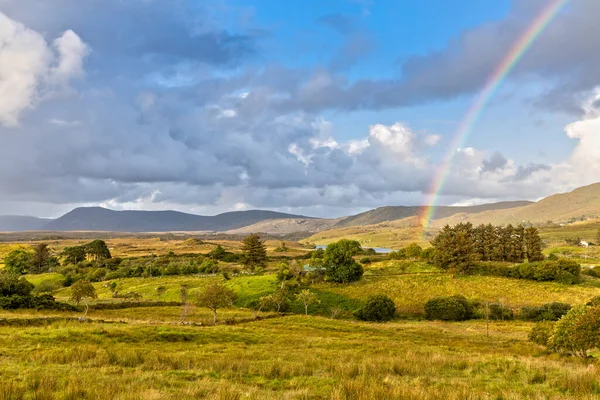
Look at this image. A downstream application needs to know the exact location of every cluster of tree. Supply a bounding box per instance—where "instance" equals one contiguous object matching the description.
[61,240,112,264]
[305,240,364,283]
[354,295,396,321]
[0,271,74,310]
[4,244,59,275]
[529,304,600,357]
[431,223,545,273]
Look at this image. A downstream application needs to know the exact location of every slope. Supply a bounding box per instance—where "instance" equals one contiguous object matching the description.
[0,216,54,231]
[433,182,600,227]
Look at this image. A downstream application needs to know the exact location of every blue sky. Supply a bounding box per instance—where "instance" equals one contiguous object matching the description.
[0,0,598,217]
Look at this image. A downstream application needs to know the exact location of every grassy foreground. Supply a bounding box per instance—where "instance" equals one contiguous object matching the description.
[2,314,600,399]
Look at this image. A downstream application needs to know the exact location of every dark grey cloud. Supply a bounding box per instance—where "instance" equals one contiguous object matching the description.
[482,152,509,173]
[514,163,552,181]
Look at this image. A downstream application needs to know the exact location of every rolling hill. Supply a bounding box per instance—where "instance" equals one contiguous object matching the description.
[225,217,341,235]
[433,182,600,227]
[41,207,314,232]
[333,201,533,228]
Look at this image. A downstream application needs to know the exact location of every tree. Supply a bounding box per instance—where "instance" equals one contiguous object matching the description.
[208,245,226,260]
[260,290,291,315]
[524,227,544,262]
[295,289,320,315]
[551,305,600,357]
[179,284,192,324]
[354,295,396,322]
[155,285,167,301]
[4,249,32,275]
[404,243,423,260]
[274,241,288,252]
[70,280,97,317]
[324,239,364,283]
[241,234,267,271]
[30,244,51,274]
[61,246,87,265]
[430,223,478,272]
[0,271,34,297]
[85,240,111,261]
[196,283,237,325]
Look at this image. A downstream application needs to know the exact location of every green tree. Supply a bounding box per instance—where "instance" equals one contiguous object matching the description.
[324,239,363,283]
[524,227,544,261]
[4,249,33,275]
[0,271,34,296]
[30,243,51,274]
[276,261,296,289]
[85,240,111,261]
[70,280,97,317]
[430,223,478,272]
[196,282,237,325]
[404,243,423,259]
[61,246,87,265]
[260,289,291,315]
[208,245,226,260]
[550,305,600,357]
[241,234,267,271]
[295,289,320,315]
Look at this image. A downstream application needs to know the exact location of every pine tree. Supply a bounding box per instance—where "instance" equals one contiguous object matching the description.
[524,227,544,261]
[241,234,267,271]
[431,223,478,273]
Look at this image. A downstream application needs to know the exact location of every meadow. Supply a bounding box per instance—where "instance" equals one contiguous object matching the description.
[2,227,600,398]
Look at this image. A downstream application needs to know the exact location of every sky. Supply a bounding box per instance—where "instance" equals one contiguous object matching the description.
[0,0,599,218]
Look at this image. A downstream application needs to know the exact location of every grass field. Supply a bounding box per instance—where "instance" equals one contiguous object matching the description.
[1,315,600,399]
[4,230,600,398]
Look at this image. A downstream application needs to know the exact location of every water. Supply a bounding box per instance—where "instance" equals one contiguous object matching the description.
[315,245,394,254]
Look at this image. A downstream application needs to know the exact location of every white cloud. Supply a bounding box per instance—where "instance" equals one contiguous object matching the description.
[0,13,88,126]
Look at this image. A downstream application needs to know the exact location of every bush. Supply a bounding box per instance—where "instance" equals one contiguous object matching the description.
[521,302,571,321]
[425,296,472,321]
[470,259,581,284]
[529,321,555,347]
[488,303,514,320]
[360,257,373,265]
[551,306,600,357]
[354,295,396,322]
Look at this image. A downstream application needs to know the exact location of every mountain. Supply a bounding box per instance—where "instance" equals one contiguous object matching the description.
[333,201,534,228]
[225,217,341,235]
[433,182,600,227]
[0,216,54,231]
[43,207,314,232]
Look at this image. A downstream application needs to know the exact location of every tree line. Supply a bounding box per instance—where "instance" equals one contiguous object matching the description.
[431,223,544,271]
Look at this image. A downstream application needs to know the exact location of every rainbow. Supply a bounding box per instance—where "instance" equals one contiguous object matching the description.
[419,0,568,234]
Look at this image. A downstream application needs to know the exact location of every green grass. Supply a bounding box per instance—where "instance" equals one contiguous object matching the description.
[1,315,599,399]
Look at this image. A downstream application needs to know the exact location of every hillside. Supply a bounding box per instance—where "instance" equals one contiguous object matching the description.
[433,182,600,227]
[0,216,54,231]
[334,201,533,228]
[43,207,313,232]
[225,217,341,235]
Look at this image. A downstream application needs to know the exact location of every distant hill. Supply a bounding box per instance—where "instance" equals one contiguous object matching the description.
[433,182,600,227]
[334,201,533,228]
[0,216,54,231]
[225,217,341,235]
[43,207,313,232]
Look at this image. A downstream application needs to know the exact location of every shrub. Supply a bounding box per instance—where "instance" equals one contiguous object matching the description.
[582,267,600,278]
[470,259,581,284]
[551,306,600,357]
[324,240,364,283]
[360,257,373,265]
[488,303,513,320]
[425,296,471,321]
[529,321,555,347]
[354,295,396,322]
[521,302,572,322]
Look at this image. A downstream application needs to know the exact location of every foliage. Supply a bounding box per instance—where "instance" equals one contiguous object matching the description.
[425,295,473,321]
[241,234,267,271]
[431,223,479,273]
[61,246,87,265]
[260,289,291,314]
[30,244,53,274]
[196,282,237,325]
[295,289,320,315]
[521,302,572,321]
[0,272,70,310]
[324,239,364,283]
[529,321,555,347]
[70,280,97,306]
[208,245,226,260]
[550,305,600,357]
[488,303,514,320]
[4,249,33,275]
[274,241,288,252]
[85,240,112,261]
[354,294,396,322]
[469,259,581,284]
